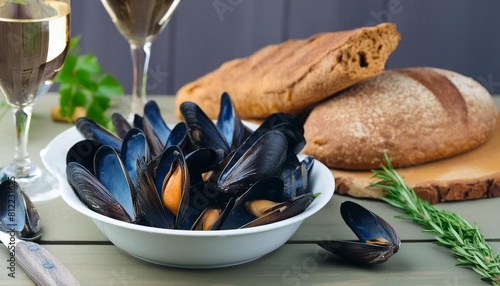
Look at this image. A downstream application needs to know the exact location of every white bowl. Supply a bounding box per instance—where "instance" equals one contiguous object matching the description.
[41,126,335,268]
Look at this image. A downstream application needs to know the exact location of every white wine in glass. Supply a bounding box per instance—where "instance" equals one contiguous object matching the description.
[100,0,181,119]
[0,0,70,201]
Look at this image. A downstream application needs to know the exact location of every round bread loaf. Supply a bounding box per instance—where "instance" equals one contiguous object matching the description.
[302,67,498,170]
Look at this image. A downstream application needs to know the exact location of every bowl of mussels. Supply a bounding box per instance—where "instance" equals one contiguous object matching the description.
[41,93,335,268]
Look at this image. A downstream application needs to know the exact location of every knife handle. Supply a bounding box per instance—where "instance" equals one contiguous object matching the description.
[15,240,80,286]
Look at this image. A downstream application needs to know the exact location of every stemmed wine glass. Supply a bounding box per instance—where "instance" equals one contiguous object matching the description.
[100,0,182,119]
[0,0,71,201]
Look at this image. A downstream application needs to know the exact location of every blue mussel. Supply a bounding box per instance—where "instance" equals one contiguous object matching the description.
[65,93,317,230]
[317,201,401,264]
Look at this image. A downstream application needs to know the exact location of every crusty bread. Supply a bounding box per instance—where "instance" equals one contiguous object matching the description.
[302,67,498,170]
[175,23,400,120]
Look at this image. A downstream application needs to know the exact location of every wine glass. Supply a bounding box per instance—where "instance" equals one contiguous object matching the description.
[0,0,71,202]
[100,0,182,119]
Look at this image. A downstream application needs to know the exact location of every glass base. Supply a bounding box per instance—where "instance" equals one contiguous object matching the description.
[0,163,59,202]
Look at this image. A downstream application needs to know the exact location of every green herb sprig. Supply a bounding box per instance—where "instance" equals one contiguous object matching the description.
[371,153,500,285]
[54,36,124,129]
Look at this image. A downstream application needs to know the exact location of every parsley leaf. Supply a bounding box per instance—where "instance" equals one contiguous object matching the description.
[54,36,124,129]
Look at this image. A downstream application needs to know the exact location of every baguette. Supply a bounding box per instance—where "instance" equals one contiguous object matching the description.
[175,23,400,119]
[303,67,498,170]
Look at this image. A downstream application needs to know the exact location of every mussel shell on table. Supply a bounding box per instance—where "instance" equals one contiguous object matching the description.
[0,179,41,239]
[317,201,401,264]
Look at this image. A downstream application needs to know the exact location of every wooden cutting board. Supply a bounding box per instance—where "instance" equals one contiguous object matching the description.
[331,115,500,204]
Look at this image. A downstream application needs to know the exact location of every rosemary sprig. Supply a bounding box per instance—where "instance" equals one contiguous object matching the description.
[371,153,500,285]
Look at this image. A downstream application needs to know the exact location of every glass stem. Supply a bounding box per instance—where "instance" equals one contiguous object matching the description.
[12,105,34,178]
[130,42,152,118]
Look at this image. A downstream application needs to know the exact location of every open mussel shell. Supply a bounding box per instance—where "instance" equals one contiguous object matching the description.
[215,129,288,197]
[134,157,173,229]
[152,145,191,229]
[111,112,132,139]
[242,192,316,229]
[281,155,314,201]
[216,92,252,151]
[184,148,223,187]
[0,179,41,239]
[143,101,172,157]
[165,122,188,150]
[144,101,171,143]
[20,191,41,239]
[94,146,137,221]
[258,112,305,155]
[180,101,230,154]
[190,202,228,231]
[120,128,149,187]
[133,114,144,131]
[75,117,122,152]
[219,177,284,230]
[317,201,401,264]
[217,176,316,230]
[66,162,133,223]
[66,139,103,174]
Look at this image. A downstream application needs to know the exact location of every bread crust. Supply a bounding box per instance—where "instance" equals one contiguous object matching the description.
[175,23,400,119]
[302,67,498,170]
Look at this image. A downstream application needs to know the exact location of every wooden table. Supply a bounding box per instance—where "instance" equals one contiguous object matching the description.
[1,94,500,285]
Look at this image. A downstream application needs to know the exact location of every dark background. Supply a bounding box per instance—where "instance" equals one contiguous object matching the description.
[70,0,500,96]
